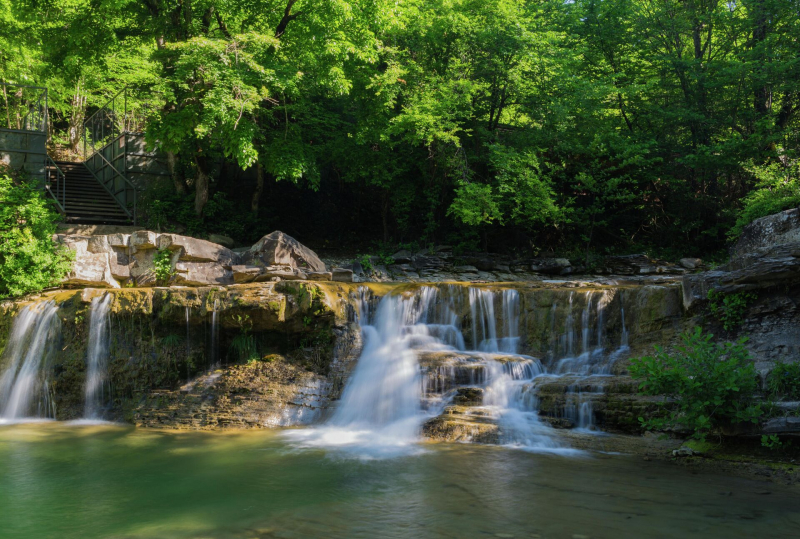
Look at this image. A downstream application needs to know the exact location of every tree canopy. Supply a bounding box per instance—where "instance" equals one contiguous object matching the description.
[2,0,798,258]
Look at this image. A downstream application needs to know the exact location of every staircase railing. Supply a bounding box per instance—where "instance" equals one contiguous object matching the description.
[44,156,66,215]
[84,145,137,223]
[0,82,48,187]
[82,87,140,224]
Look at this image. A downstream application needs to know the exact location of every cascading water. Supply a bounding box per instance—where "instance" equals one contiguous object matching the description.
[286,287,449,457]
[288,282,636,454]
[483,359,558,448]
[210,299,219,366]
[84,294,113,419]
[0,302,61,422]
[288,286,569,455]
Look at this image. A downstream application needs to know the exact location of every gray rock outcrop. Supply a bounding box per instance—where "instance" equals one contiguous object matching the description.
[242,231,326,273]
[680,207,800,372]
[56,229,325,288]
[683,208,800,309]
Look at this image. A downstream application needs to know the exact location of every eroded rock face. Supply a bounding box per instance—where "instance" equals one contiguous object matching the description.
[132,359,330,429]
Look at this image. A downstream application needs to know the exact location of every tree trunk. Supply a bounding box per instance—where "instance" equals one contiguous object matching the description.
[167,152,186,195]
[67,83,87,154]
[751,0,771,122]
[251,162,264,214]
[194,155,211,216]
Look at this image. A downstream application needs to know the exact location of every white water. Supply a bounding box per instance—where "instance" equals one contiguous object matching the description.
[287,288,439,457]
[210,299,219,366]
[288,286,591,456]
[85,294,113,419]
[0,302,60,421]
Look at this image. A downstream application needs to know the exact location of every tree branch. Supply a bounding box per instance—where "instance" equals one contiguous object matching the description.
[275,0,301,38]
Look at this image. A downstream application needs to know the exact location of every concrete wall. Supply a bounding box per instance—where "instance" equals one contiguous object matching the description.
[0,129,46,186]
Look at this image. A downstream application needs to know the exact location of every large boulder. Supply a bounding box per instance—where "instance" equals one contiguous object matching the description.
[730,207,800,261]
[683,207,800,309]
[242,231,326,273]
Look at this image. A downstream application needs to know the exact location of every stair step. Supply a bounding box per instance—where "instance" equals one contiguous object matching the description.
[68,211,130,218]
[49,159,133,223]
[66,203,127,210]
[67,217,132,225]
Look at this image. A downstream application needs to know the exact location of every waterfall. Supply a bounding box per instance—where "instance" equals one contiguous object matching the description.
[286,283,648,454]
[286,287,451,456]
[287,285,569,455]
[482,359,558,449]
[185,306,190,353]
[469,288,519,353]
[581,292,593,357]
[0,302,60,421]
[329,292,426,432]
[620,295,629,349]
[85,294,113,419]
[210,299,219,366]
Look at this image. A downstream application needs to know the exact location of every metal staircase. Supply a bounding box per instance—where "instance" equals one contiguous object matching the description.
[48,160,131,224]
[1,82,148,225]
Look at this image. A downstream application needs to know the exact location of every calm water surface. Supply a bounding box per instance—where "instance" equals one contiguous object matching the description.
[0,423,798,539]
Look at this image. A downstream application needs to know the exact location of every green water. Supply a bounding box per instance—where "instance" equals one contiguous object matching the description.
[0,424,798,539]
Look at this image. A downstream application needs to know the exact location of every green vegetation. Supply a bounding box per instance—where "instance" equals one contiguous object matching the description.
[730,163,800,240]
[761,434,790,451]
[153,249,174,285]
[630,328,762,441]
[707,290,757,332]
[766,362,800,401]
[0,176,73,298]
[230,314,260,362]
[2,0,799,257]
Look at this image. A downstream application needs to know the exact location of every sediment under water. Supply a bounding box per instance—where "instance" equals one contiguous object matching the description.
[0,423,798,539]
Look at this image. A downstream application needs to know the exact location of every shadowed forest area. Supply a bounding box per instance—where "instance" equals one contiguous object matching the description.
[2,0,799,260]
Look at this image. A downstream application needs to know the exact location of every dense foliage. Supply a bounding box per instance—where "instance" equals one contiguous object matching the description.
[766,362,800,401]
[2,0,799,255]
[0,175,73,297]
[630,328,762,440]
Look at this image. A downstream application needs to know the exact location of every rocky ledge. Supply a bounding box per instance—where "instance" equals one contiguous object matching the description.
[57,229,352,288]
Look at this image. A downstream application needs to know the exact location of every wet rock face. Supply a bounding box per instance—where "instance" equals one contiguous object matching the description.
[0,282,342,422]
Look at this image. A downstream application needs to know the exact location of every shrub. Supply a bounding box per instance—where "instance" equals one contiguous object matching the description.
[729,161,800,240]
[630,328,762,440]
[153,248,175,285]
[766,362,800,400]
[707,289,756,331]
[0,175,73,297]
